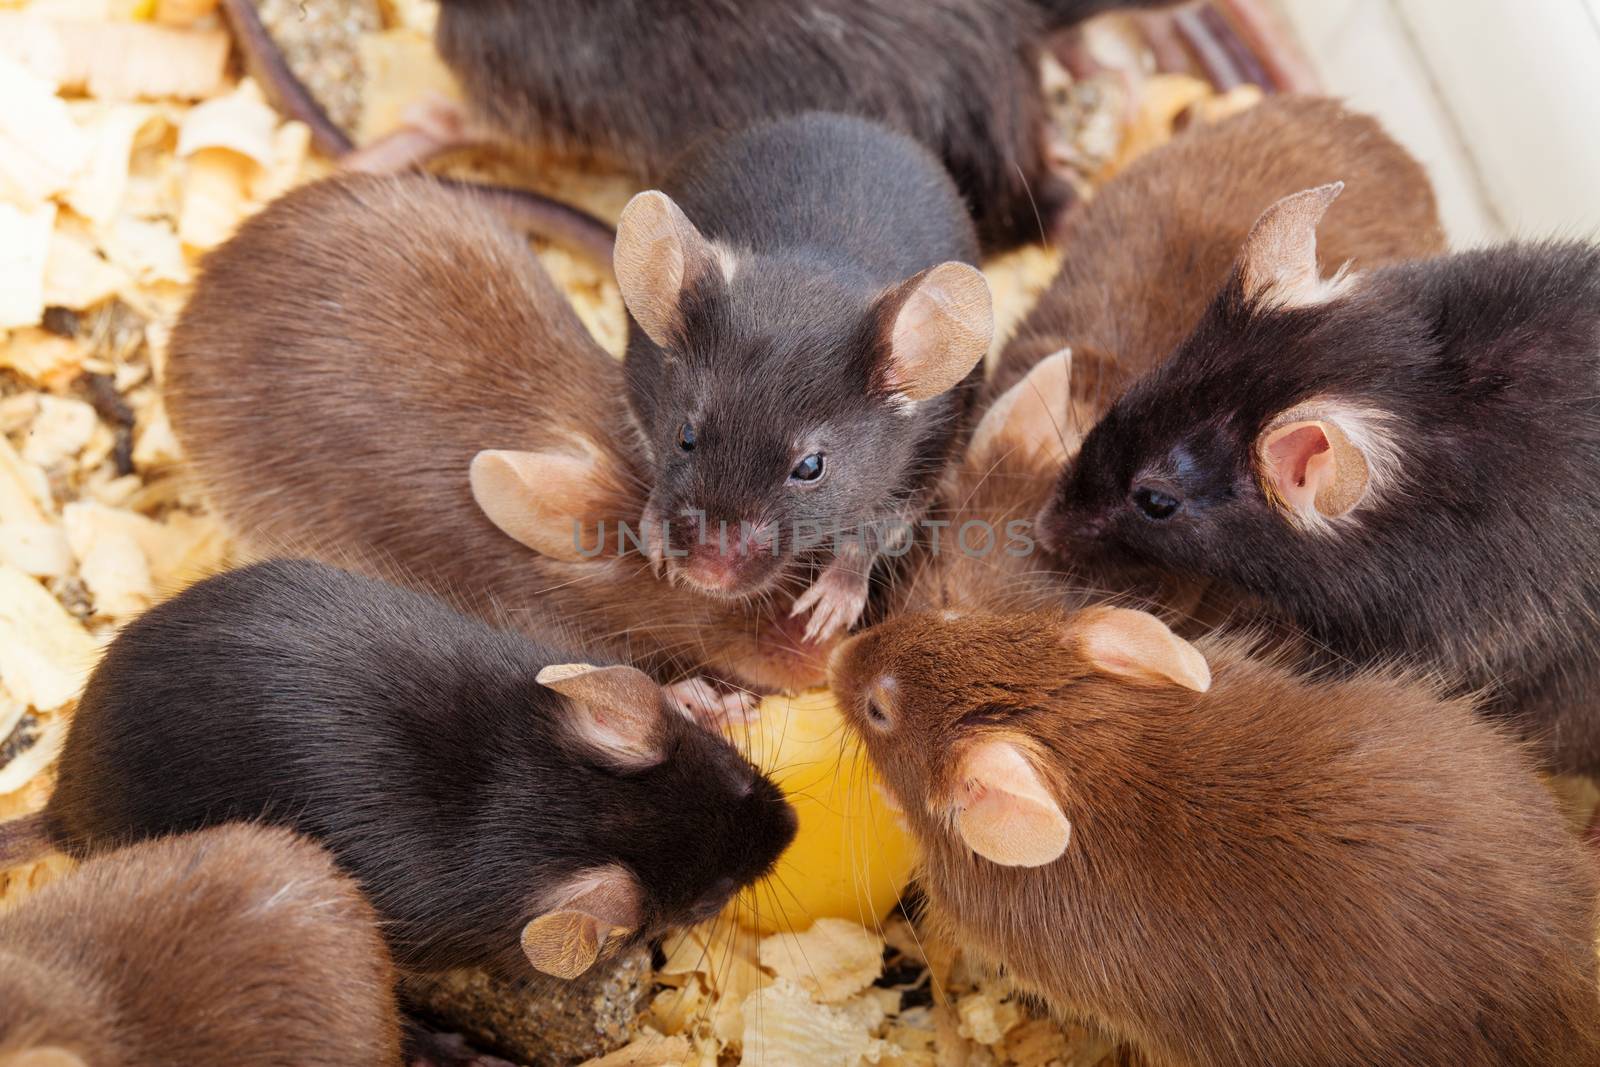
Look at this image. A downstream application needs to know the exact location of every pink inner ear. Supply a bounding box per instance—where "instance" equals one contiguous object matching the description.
[1266,423,1333,511]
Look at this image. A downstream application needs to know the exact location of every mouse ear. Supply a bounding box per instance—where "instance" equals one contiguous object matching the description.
[522,865,643,980]
[537,663,666,769]
[952,737,1070,867]
[471,445,617,562]
[1066,606,1211,692]
[614,190,721,348]
[1238,183,1355,308]
[968,347,1077,466]
[1256,404,1375,522]
[876,261,994,402]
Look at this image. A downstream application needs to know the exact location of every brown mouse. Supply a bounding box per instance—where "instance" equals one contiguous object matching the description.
[0,822,400,1067]
[829,607,1600,1066]
[165,173,830,715]
[994,94,1445,412]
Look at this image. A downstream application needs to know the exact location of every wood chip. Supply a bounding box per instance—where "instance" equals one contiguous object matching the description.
[0,563,98,710]
[0,200,58,329]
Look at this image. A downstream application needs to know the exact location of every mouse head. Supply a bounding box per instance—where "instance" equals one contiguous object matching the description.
[828,606,1208,868]
[522,663,796,980]
[1041,184,1410,586]
[615,190,993,599]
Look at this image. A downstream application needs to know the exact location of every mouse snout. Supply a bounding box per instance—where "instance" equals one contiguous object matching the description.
[672,518,779,593]
[1036,496,1105,555]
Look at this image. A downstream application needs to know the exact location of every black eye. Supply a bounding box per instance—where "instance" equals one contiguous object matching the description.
[865,697,889,729]
[789,453,824,483]
[678,422,696,452]
[1132,486,1182,521]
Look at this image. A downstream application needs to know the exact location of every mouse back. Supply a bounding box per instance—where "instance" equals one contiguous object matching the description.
[433,0,1073,250]
[0,823,399,1067]
[995,95,1445,415]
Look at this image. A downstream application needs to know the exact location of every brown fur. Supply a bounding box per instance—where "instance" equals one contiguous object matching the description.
[994,95,1446,408]
[165,173,824,694]
[830,611,1600,1067]
[0,823,400,1066]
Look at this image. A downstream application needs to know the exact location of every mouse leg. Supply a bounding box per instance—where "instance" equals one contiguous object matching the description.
[790,548,873,643]
[664,676,758,727]
[343,94,484,174]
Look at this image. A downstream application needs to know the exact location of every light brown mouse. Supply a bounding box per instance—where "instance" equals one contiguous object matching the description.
[829,607,1600,1066]
[0,822,400,1067]
[994,94,1446,411]
[165,174,830,716]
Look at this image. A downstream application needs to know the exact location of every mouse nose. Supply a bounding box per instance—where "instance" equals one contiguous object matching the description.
[1035,501,1101,554]
[676,520,776,590]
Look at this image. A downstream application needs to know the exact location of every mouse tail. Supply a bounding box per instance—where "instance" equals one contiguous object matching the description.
[436,179,616,279]
[217,0,617,275]
[218,0,354,158]
[0,813,53,869]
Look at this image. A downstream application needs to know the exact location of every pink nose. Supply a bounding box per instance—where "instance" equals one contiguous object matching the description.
[683,541,749,590]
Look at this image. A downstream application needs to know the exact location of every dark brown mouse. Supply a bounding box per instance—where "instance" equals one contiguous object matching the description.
[829,607,1600,1066]
[0,822,400,1067]
[424,0,1179,252]
[1043,189,1600,774]
[994,94,1445,412]
[618,112,994,644]
[166,173,831,714]
[0,559,797,982]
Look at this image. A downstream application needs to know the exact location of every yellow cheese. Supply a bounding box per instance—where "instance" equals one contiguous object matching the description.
[723,689,918,936]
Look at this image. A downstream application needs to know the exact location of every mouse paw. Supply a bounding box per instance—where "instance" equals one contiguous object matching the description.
[665,677,757,728]
[790,566,870,643]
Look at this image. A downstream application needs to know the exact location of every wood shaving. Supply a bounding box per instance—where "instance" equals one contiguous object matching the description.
[760,918,886,1004]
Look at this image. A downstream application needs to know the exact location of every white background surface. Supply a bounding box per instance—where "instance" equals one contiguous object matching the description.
[1272,0,1600,246]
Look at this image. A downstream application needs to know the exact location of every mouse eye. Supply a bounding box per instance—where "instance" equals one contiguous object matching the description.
[789,453,825,484]
[678,422,696,452]
[1132,486,1182,521]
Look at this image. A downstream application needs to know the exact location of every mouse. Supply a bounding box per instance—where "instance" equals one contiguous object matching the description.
[166,173,832,717]
[898,96,1443,625]
[413,0,1180,252]
[0,822,401,1067]
[993,94,1445,420]
[0,559,798,982]
[1041,186,1600,775]
[616,111,995,644]
[828,606,1600,1067]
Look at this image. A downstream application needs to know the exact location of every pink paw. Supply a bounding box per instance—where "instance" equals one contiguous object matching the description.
[664,677,758,728]
[789,568,870,643]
